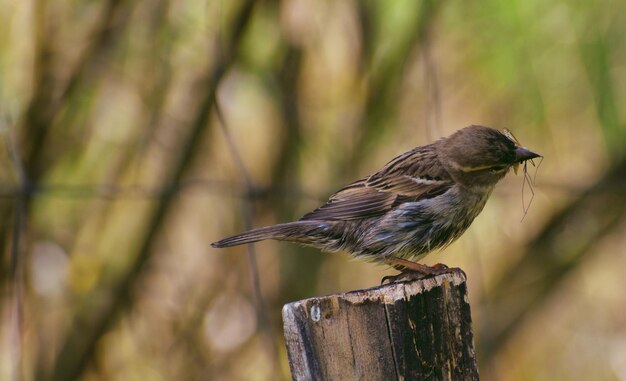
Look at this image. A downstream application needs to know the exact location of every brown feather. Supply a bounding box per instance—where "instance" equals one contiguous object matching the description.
[299,144,453,221]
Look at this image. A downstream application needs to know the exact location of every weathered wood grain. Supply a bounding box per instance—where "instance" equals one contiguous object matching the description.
[282,270,479,381]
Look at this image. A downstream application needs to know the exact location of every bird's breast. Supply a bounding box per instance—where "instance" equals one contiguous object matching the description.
[345,185,495,262]
[428,185,493,222]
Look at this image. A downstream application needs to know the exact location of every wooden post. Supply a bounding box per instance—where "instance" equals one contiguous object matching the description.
[282,269,479,381]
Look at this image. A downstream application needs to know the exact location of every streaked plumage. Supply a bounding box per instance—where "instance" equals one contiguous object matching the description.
[212,125,540,273]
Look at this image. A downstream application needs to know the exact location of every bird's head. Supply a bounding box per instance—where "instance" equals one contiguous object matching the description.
[437,125,541,189]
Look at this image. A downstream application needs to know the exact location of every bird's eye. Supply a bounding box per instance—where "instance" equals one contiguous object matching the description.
[490,165,507,173]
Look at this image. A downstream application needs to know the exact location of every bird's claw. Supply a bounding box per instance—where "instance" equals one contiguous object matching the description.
[381,264,465,285]
[381,271,431,284]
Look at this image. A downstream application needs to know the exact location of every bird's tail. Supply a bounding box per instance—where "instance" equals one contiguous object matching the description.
[211,221,331,248]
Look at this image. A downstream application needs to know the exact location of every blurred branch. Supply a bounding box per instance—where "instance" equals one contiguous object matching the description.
[2,2,133,366]
[215,99,282,380]
[346,0,441,176]
[0,0,56,313]
[419,19,442,140]
[0,180,321,202]
[271,46,303,189]
[479,154,626,364]
[21,0,132,181]
[3,128,27,381]
[510,0,548,129]
[272,44,326,302]
[19,0,55,181]
[128,0,175,179]
[579,35,625,157]
[355,1,373,74]
[5,132,27,284]
[46,1,257,380]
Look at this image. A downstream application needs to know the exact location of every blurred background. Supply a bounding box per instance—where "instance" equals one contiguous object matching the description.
[1,0,625,380]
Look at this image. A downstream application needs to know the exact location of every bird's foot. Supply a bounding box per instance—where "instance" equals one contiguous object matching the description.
[381,258,464,284]
[428,263,466,278]
[381,270,430,284]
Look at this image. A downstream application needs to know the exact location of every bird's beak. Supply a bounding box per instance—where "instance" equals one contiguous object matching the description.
[515,147,541,162]
[513,147,541,174]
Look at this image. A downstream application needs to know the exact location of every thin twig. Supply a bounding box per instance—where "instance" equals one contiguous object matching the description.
[5,127,28,381]
[520,161,535,222]
[520,156,543,222]
[214,98,282,379]
[421,21,442,141]
[0,181,321,202]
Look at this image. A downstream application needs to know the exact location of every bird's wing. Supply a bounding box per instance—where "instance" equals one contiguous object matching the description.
[299,145,453,221]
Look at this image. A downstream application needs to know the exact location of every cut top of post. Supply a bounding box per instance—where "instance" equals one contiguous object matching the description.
[282,270,479,381]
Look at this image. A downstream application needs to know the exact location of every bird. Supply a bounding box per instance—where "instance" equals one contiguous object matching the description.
[212,125,541,279]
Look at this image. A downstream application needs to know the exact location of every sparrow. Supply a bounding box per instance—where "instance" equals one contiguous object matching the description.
[212,125,540,278]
